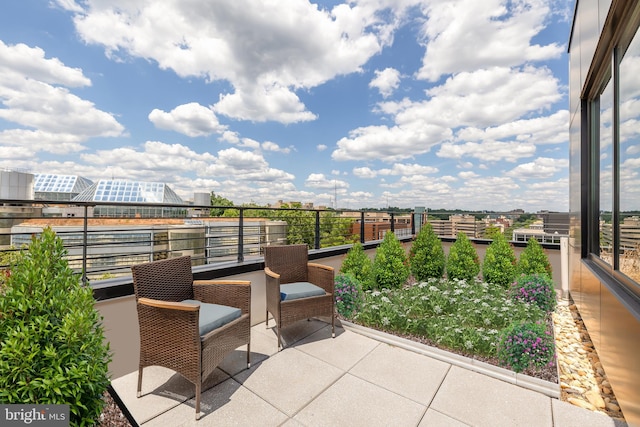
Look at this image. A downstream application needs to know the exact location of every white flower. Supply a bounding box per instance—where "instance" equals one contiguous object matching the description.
[381,296,391,303]
[434,305,443,314]
[382,317,390,326]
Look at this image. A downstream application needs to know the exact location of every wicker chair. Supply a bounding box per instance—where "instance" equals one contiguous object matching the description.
[131,256,251,420]
[264,244,335,350]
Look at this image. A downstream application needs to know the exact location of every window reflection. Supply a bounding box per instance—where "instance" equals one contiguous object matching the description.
[618,32,640,282]
[599,79,614,265]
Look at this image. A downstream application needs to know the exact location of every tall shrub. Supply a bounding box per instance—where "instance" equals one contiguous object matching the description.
[409,223,445,281]
[446,233,480,281]
[340,242,373,289]
[518,237,553,278]
[372,232,409,289]
[0,228,111,426]
[482,233,517,288]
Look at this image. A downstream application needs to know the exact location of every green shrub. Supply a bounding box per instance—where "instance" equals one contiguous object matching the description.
[510,273,557,314]
[0,228,111,426]
[334,274,363,318]
[409,223,445,281]
[446,233,480,281]
[518,238,552,277]
[340,242,373,290]
[372,232,409,289]
[482,233,517,288]
[497,321,555,373]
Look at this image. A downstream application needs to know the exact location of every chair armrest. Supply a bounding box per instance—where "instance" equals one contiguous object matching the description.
[193,280,251,315]
[308,263,334,294]
[138,297,199,311]
[264,267,281,316]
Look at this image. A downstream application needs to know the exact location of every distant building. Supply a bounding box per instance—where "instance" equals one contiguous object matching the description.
[538,211,570,235]
[428,214,485,238]
[601,216,640,251]
[512,220,567,244]
[34,174,93,201]
[0,170,39,248]
[72,179,186,217]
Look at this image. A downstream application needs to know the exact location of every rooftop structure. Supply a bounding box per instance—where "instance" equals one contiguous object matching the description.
[34,173,93,201]
[73,179,184,204]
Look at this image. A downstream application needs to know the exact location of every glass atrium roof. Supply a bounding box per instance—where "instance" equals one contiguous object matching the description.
[72,179,185,204]
[34,174,94,194]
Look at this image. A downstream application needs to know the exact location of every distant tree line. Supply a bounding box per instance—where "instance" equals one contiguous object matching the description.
[209,192,357,248]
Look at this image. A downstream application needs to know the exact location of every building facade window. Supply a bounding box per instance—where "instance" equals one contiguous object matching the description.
[599,78,613,264]
[618,31,640,283]
[590,20,640,291]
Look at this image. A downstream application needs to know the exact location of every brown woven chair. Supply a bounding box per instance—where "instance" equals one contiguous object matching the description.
[264,244,335,350]
[131,256,251,420]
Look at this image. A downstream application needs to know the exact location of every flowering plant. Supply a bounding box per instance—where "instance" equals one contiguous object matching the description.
[334,274,363,318]
[509,273,557,313]
[497,321,555,373]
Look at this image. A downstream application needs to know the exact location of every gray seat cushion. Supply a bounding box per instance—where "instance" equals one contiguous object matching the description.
[280,282,326,301]
[181,299,242,336]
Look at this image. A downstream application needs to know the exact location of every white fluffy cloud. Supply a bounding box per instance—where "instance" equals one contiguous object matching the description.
[0,40,125,153]
[417,0,564,82]
[65,0,409,123]
[505,157,569,179]
[148,103,226,137]
[334,65,561,162]
[369,68,401,98]
[305,173,349,189]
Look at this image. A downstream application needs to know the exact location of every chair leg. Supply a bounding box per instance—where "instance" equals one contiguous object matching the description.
[331,314,336,338]
[277,325,282,351]
[136,367,143,398]
[195,383,201,420]
[247,342,251,369]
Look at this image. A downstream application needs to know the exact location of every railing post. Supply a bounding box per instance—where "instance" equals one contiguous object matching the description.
[82,205,88,286]
[315,210,321,250]
[390,213,395,233]
[411,210,416,235]
[238,208,244,262]
[360,211,365,243]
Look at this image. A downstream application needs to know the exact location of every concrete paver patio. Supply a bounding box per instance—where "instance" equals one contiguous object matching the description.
[111,319,626,427]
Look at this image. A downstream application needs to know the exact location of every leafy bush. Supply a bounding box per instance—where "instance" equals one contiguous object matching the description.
[372,232,409,289]
[517,237,552,277]
[409,223,445,281]
[497,321,555,373]
[482,233,517,288]
[334,274,362,318]
[340,242,373,290]
[510,273,557,314]
[446,233,480,281]
[0,228,111,426]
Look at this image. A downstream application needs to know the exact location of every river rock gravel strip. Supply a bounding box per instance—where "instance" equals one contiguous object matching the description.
[553,299,627,424]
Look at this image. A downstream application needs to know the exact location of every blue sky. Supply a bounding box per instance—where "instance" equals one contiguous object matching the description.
[0,0,573,211]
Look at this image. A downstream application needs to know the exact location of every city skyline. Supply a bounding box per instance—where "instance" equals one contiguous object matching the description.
[0,1,572,212]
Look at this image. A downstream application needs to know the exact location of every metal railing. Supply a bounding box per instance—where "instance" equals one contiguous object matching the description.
[0,199,568,282]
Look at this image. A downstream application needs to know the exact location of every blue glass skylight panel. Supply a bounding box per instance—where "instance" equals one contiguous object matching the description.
[34,174,78,193]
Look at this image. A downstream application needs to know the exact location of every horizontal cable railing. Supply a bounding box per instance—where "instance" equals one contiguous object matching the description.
[0,199,567,283]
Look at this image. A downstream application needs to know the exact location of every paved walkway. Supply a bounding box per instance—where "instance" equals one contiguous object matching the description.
[111,319,626,427]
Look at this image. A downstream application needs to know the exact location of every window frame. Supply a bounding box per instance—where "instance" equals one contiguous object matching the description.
[586,13,640,299]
